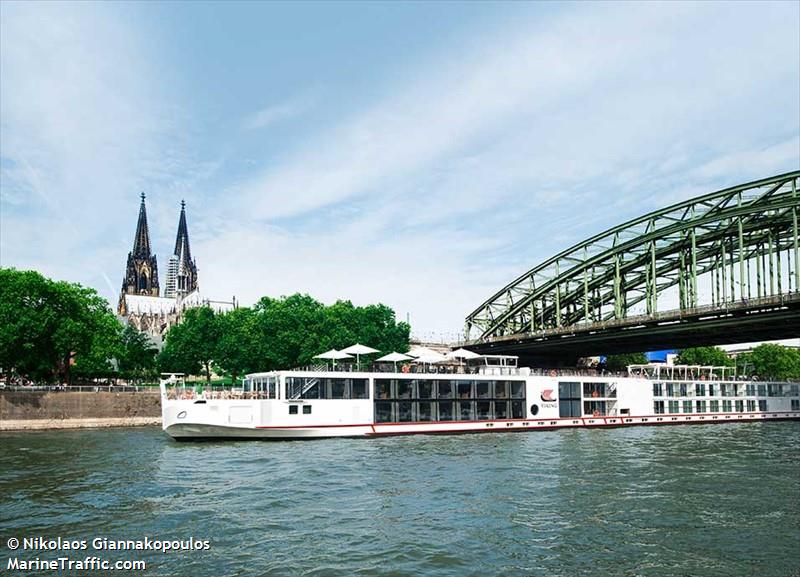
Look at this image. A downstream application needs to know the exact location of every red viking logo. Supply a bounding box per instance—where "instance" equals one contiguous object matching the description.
[541,389,555,402]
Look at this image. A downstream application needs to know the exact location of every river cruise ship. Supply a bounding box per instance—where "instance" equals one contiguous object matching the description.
[160,356,800,440]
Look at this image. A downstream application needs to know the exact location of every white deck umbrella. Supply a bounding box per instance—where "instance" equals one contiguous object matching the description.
[341,343,380,367]
[376,351,413,371]
[313,349,353,368]
[413,351,447,371]
[406,346,440,358]
[447,348,481,360]
[447,348,482,369]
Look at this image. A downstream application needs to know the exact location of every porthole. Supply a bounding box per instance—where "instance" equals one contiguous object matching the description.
[177,411,187,419]
[530,404,539,416]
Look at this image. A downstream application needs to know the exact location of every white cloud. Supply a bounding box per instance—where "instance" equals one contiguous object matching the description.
[242,95,314,131]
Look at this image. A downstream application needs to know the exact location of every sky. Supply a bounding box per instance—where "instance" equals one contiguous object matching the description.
[1,1,799,342]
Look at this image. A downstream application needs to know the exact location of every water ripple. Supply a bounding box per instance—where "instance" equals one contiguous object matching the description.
[0,423,798,576]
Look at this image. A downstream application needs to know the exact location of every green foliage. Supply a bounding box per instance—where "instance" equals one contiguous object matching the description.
[158,293,411,379]
[604,352,648,372]
[215,307,261,382]
[116,325,158,382]
[251,295,410,371]
[676,346,733,367]
[0,268,122,383]
[737,344,800,381]
[159,307,221,382]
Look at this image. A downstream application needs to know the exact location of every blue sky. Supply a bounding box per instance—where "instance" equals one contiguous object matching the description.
[1,1,799,340]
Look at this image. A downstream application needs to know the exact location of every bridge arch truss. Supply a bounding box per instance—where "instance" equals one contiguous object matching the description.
[466,171,800,341]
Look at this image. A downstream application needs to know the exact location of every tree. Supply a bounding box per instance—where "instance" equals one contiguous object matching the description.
[116,325,158,382]
[215,307,261,384]
[676,346,733,367]
[0,268,122,384]
[252,295,411,370]
[738,344,800,381]
[159,307,220,382]
[604,352,647,372]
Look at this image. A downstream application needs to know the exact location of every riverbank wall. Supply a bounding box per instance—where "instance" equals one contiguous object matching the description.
[0,391,161,431]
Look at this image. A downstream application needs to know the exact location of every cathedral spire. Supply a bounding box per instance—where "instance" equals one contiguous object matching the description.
[132,192,152,257]
[164,200,198,299]
[173,199,192,263]
[119,193,160,313]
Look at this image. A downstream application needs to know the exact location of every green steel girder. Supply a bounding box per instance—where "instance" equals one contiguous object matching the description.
[466,171,800,340]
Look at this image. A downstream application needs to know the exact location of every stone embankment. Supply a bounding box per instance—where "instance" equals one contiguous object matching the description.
[0,391,161,431]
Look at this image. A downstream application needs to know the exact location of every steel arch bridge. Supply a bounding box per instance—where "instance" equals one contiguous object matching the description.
[465,171,800,359]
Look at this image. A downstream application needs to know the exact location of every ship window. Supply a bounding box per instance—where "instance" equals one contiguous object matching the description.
[289,405,298,415]
[668,401,679,414]
[352,381,368,399]
[791,400,799,411]
[417,401,435,421]
[653,383,663,397]
[768,384,781,397]
[695,383,706,396]
[510,382,525,398]
[747,400,756,411]
[758,384,767,397]
[667,383,676,397]
[330,381,347,399]
[476,401,491,420]
[558,382,581,417]
[682,400,692,413]
[458,401,474,420]
[438,401,454,421]
[476,382,490,399]
[303,405,312,414]
[417,380,434,399]
[696,400,707,413]
[679,384,688,396]
[511,401,525,419]
[495,401,509,419]
[530,404,539,416]
[735,400,744,412]
[654,400,665,414]
[495,381,509,398]
[710,400,719,412]
[708,384,716,396]
[584,401,606,416]
[397,401,413,421]
[759,400,767,411]
[375,380,391,400]
[375,402,393,423]
[722,400,732,412]
[558,381,580,398]
[457,381,473,399]
[397,381,413,399]
[438,381,454,399]
[746,384,756,396]
[583,383,606,398]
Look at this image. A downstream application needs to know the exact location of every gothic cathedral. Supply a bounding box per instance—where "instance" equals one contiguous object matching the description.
[117,194,233,340]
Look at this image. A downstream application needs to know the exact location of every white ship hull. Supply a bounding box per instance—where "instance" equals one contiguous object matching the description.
[160,368,800,440]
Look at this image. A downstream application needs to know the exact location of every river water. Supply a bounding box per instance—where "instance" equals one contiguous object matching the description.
[1,423,798,577]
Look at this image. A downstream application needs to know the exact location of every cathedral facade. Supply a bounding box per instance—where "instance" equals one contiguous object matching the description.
[118,194,234,341]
